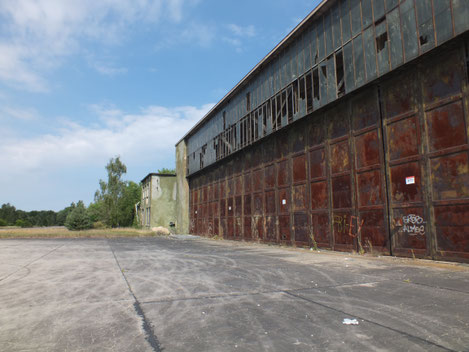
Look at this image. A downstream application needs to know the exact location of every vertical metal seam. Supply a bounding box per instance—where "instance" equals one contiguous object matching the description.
[377,84,394,256]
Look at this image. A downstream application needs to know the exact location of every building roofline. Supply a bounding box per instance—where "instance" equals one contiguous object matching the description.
[176,0,329,146]
[141,173,176,183]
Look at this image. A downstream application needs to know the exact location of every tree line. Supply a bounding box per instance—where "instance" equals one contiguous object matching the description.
[0,157,144,230]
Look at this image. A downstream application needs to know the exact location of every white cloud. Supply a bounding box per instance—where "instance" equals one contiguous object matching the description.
[0,0,196,91]
[2,106,39,121]
[227,24,256,38]
[0,103,214,175]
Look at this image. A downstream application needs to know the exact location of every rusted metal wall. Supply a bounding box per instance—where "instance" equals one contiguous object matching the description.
[189,40,469,263]
[186,0,469,177]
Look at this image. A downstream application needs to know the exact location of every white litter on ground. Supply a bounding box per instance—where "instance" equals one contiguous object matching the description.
[343,318,359,325]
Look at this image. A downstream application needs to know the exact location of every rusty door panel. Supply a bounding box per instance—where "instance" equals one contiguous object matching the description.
[391,208,427,252]
[331,141,351,174]
[220,180,226,198]
[235,196,242,217]
[279,215,291,242]
[311,213,330,247]
[427,102,466,152]
[431,153,469,200]
[252,216,264,240]
[207,218,214,236]
[221,218,227,238]
[310,148,326,178]
[244,173,252,194]
[358,210,386,246]
[265,164,276,189]
[355,131,380,168]
[235,176,243,196]
[357,171,383,206]
[434,205,469,260]
[390,162,423,203]
[422,51,463,104]
[220,199,226,217]
[227,178,234,197]
[388,117,420,161]
[227,198,234,217]
[253,169,264,191]
[333,212,354,247]
[332,175,353,209]
[311,182,328,210]
[253,193,263,215]
[278,188,290,214]
[213,218,219,237]
[265,191,276,215]
[293,184,307,211]
[244,217,252,239]
[293,213,309,245]
[265,216,277,242]
[234,217,242,239]
[277,160,290,186]
[213,182,219,201]
[292,154,307,182]
[244,195,252,215]
[227,217,234,238]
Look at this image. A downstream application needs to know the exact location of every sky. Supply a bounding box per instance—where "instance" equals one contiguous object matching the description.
[0,0,321,211]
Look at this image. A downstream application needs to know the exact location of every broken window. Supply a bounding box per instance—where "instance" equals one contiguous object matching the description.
[223,111,226,130]
[375,19,389,75]
[319,61,328,106]
[287,86,293,123]
[262,104,267,136]
[335,51,345,97]
[276,94,282,129]
[293,80,299,115]
[271,97,277,131]
[246,92,251,112]
[266,102,272,134]
[281,90,287,121]
[299,76,306,101]
[306,72,313,112]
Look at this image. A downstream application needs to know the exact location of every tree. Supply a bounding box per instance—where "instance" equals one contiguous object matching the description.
[94,156,127,227]
[0,219,7,227]
[118,181,141,227]
[157,167,175,175]
[65,201,92,230]
[56,203,76,226]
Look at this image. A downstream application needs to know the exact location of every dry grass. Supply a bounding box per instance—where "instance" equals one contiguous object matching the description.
[0,226,157,239]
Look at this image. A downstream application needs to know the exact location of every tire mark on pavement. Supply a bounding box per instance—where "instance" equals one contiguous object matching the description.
[0,245,63,283]
[108,240,162,352]
[284,291,456,352]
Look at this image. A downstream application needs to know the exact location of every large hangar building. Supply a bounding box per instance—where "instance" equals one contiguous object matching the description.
[176,0,469,262]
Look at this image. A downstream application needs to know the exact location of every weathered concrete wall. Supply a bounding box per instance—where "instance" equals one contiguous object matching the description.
[176,140,189,234]
[150,175,177,230]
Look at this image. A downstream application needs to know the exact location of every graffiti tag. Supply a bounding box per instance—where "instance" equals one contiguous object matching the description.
[333,215,364,238]
[394,214,426,236]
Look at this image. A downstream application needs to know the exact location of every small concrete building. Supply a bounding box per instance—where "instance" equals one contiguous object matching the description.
[140,173,177,230]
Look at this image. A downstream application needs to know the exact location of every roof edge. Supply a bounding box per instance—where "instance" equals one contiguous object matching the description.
[176,0,329,146]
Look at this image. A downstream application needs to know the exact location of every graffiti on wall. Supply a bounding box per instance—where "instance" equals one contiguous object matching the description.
[333,215,364,238]
[393,214,426,236]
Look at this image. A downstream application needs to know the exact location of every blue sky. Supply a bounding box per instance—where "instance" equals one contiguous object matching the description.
[0,0,320,211]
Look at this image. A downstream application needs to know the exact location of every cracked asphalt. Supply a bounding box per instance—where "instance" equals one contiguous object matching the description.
[1,236,468,352]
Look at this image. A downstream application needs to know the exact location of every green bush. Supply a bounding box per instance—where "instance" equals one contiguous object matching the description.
[65,201,92,231]
[0,219,7,227]
[15,219,32,228]
[92,221,106,229]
